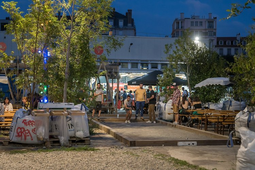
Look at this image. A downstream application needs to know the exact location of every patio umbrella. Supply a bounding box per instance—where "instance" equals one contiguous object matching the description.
[194,77,232,88]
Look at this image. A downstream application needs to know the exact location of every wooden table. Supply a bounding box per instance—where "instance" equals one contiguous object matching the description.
[184,109,239,133]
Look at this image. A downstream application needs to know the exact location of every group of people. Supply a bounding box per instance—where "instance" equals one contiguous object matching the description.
[91,82,201,124]
[172,84,202,125]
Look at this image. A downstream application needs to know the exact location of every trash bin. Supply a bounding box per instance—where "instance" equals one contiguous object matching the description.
[50,110,69,146]
[68,110,89,138]
[32,110,50,142]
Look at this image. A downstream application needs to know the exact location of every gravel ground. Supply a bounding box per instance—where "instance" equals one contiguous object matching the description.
[0,147,197,170]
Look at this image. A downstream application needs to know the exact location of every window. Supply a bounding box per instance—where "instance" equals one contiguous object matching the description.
[235,48,239,55]
[121,63,128,68]
[227,48,232,55]
[140,63,148,69]
[242,49,246,55]
[233,41,237,45]
[219,40,224,45]
[226,40,231,45]
[1,23,8,31]
[131,63,138,69]
[195,21,198,26]
[176,22,179,29]
[161,63,168,69]
[199,21,203,26]
[191,21,194,26]
[219,48,223,55]
[119,31,123,36]
[181,22,183,28]
[208,21,214,28]
[180,31,183,36]
[119,19,123,28]
[208,31,214,36]
[109,19,114,26]
[151,63,158,69]
[175,31,179,37]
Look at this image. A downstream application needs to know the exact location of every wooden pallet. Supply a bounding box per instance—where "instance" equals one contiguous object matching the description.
[49,137,90,146]
[69,137,90,145]
[0,137,10,146]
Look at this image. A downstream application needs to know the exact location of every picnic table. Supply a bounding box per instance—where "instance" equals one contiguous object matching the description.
[180,109,239,134]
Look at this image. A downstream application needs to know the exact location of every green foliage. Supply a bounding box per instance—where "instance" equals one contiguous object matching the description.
[160,30,227,103]
[230,33,255,105]
[193,85,227,103]
[9,146,98,154]
[225,0,255,19]
[2,0,123,104]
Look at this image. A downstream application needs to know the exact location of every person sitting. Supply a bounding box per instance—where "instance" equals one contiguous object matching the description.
[22,97,30,110]
[4,97,13,112]
[181,95,189,110]
[189,97,202,109]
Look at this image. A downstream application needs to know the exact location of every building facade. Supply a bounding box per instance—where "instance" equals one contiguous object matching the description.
[215,33,246,57]
[171,13,217,48]
[108,9,136,36]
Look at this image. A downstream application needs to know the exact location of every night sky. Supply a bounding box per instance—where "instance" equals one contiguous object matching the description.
[0,0,254,37]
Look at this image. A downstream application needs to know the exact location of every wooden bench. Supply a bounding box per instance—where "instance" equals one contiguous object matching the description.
[0,111,16,128]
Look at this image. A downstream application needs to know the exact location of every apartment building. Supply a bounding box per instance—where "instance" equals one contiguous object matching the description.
[171,13,217,48]
[108,9,136,36]
[216,33,246,58]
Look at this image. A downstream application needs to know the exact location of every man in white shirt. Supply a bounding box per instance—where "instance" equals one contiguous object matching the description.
[92,83,104,119]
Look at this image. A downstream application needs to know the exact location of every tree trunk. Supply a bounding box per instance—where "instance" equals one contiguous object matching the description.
[63,37,71,102]
[187,64,191,93]
[4,68,15,102]
[103,63,114,107]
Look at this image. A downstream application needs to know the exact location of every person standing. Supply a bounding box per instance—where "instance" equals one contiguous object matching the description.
[124,95,132,123]
[135,83,146,120]
[172,83,181,125]
[92,83,104,119]
[122,91,127,106]
[147,86,156,123]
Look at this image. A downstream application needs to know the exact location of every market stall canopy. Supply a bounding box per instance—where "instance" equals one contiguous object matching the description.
[128,70,163,85]
[172,77,187,86]
[128,70,187,86]
[195,77,232,88]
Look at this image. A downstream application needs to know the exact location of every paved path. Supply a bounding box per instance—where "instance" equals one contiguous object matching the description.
[149,145,238,170]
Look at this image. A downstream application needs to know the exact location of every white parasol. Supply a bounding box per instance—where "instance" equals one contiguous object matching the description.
[195,77,232,88]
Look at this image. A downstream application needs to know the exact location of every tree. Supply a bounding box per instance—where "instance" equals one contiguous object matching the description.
[225,1,255,105]
[0,51,15,101]
[230,33,255,104]
[160,30,227,103]
[226,0,255,19]
[3,0,122,106]
[2,0,59,108]
[54,0,114,102]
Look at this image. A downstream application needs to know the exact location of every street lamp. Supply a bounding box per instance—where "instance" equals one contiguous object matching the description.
[194,36,199,44]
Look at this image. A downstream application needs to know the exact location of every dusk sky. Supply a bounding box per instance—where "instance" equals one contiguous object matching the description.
[0,0,254,37]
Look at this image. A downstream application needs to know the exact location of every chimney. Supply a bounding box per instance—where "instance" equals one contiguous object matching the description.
[113,8,115,17]
[236,33,240,42]
[180,13,184,19]
[128,9,132,26]
[208,13,212,19]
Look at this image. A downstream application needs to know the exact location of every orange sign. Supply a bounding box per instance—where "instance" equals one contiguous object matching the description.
[0,42,7,52]
[94,46,104,55]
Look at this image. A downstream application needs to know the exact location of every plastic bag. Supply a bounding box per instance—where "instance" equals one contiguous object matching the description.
[235,107,255,138]
[236,127,255,170]
[33,116,49,141]
[50,116,70,146]
[10,115,43,144]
